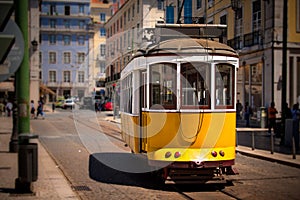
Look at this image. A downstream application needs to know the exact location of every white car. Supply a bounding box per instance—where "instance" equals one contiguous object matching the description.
[63,99,75,109]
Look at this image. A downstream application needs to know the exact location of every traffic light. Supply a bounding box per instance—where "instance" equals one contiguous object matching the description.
[0,0,15,64]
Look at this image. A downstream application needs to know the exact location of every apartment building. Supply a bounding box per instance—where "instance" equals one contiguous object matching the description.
[40,0,92,101]
[90,0,112,96]
[104,0,165,99]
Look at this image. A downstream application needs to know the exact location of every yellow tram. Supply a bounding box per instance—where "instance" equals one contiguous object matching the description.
[120,24,239,183]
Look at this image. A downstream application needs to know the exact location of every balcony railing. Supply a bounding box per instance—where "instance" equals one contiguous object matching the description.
[244,31,261,47]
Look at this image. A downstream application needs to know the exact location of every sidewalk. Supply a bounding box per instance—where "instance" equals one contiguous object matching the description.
[0,116,79,199]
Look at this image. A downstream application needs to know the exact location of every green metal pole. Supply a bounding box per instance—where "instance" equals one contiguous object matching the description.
[14,0,30,135]
[281,0,287,144]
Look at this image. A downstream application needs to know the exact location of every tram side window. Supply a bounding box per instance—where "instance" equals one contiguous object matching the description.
[150,63,177,109]
[181,62,210,108]
[215,64,234,108]
[121,74,132,113]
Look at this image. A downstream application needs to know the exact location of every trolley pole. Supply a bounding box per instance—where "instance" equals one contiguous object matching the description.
[14,0,38,193]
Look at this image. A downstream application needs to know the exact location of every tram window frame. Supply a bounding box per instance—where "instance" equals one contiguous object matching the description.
[215,63,234,109]
[180,62,211,109]
[121,73,133,113]
[149,63,177,110]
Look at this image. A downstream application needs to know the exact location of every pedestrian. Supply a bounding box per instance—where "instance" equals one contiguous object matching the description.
[0,101,4,117]
[95,102,99,113]
[268,102,278,135]
[244,102,252,127]
[52,102,55,112]
[236,100,243,120]
[283,102,292,119]
[30,100,35,119]
[36,101,44,119]
[5,101,13,117]
[291,103,300,151]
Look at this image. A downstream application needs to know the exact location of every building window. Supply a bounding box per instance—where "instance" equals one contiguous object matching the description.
[64,19,70,28]
[100,44,106,56]
[132,4,135,18]
[63,71,71,83]
[49,71,56,82]
[137,0,140,13]
[50,19,56,28]
[50,4,56,15]
[120,17,123,29]
[128,8,131,21]
[157,0,164,10]
[252,0,261,31]
[63,52,71,64]
[100,28,106,37]
[65,5,70,15]
[78,71,84,83]
[63,35,71,45]
[78,35,85,45]
[100,61,106,73]
[77,52,85,64]
[79,4,84,14]
[100,13,106,22]
[49,34,56,44]
[49,52,56,64]
[79,20,85,29]
[124,12,126,26]
[197,0,202,9]
[39,51,42,65]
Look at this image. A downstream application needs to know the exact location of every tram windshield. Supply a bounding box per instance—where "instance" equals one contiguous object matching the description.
[181,62,211,109]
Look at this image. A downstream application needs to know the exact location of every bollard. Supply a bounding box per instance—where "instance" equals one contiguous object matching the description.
[270,131,274,154]
[251,131,255,150]
[292,136,296,159]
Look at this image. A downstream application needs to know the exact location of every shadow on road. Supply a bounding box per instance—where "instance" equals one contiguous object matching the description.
[89,153,232,191]
[89,152,164,189]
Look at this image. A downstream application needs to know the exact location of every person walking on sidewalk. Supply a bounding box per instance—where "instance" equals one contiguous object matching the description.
[5,101,12,117]
[36,101,45,119]
[30,100,35,119]
[292,103,300,151]
[268,102,278,135]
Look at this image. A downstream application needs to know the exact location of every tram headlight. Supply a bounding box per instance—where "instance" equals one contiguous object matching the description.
[174,152,181,158]
[211,151,218,157]
[165,152,172,158]
[219,150,225,157]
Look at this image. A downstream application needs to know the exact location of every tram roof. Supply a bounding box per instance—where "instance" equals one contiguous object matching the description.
[134,38,238,58]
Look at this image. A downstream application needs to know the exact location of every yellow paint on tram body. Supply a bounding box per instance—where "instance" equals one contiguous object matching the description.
[121,111,236,161]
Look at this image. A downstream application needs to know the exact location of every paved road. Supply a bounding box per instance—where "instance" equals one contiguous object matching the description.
[30,109,300,200]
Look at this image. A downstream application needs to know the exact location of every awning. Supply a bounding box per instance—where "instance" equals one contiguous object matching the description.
[40,84,56,95]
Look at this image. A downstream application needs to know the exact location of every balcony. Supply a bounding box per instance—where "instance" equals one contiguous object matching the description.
[40,26,91,34]
[40,12,90,19]
[243,31,261,47]
[227,36,242,50]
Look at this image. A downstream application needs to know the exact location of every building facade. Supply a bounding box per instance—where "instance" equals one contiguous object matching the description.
[90,0,112,97]
[40,0,92,101]
[162,0,300,118]
[104,0,165,100]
